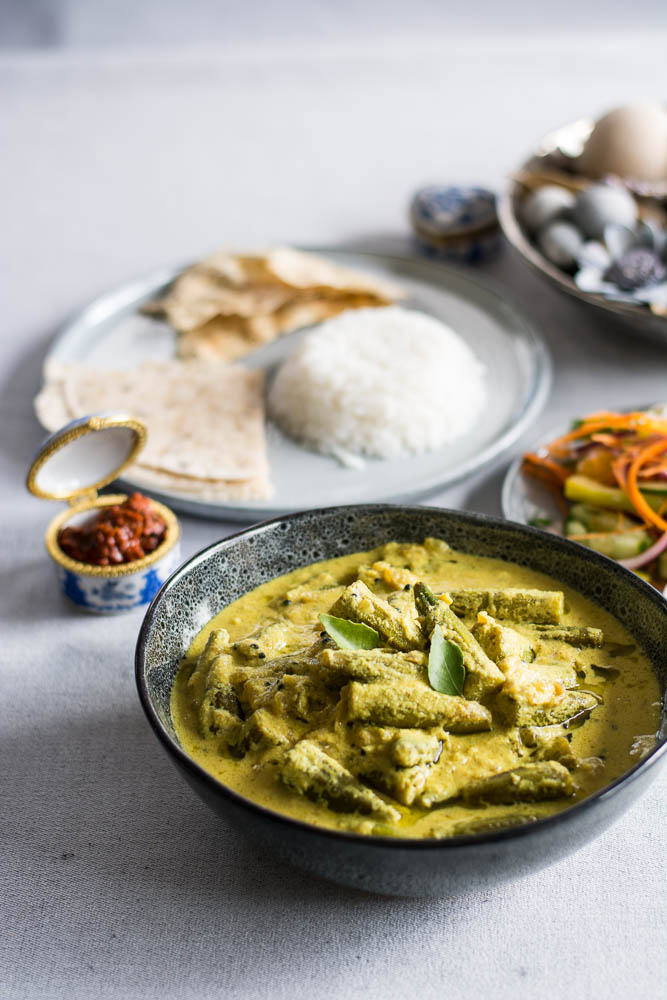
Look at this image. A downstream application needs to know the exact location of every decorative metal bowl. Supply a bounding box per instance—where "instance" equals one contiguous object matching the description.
[498,117,667,343]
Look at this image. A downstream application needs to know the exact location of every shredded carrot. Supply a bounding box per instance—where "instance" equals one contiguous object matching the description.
[626,440,667,533]
[523,408,667,554]
[612,455,630,490]
[522,452,570,484]
[547,413,667,456]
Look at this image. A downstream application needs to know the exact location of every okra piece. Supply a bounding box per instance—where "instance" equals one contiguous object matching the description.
[315,648,426,686]
[342,678,492,732]
[238,673,281,713]
[496,689,599,727]
[198,667,244,748]
[270,673,331,723]
[187,628,231,700]
[198,706,244,749]
[522,624,603,648]
[233,621,309,662]
[499,654,578,709]
[417,730,523,808]
[472,613,532,663]
[460,761,574,804]
[279,740,400,822]
[358,761,430,807]
[329,581,423,651]
[349,725,442,766]
[199,627,230,662]
[356,730,443,806]
[386,587,421,619]
[450,813,538,837]
[521,728,578,770]
[529,660,578,691]
[243,651,320,679]
[239,673,329,722]
[448,588,565,624]
[198,651,244,745]
[391,730,443,768]
[242,708,292,750]
[414,583,504,700]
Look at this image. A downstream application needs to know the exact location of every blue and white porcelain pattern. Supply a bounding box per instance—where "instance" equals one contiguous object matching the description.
[56,541,181,614]
[413,230,500,264]
[410,185,499,262]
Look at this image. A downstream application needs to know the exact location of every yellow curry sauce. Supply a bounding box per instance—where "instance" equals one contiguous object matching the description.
[171,539,661,838]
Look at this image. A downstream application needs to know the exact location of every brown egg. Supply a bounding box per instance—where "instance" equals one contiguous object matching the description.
[578,103,667,182]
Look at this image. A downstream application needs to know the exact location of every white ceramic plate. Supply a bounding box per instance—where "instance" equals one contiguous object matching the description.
[42,249,552,521]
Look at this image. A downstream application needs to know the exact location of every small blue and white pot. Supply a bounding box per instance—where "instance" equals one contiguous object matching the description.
[410,184,500,262]
[45,494,181,614]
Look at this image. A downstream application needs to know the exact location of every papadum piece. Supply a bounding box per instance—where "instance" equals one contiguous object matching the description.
[145,247,404,362]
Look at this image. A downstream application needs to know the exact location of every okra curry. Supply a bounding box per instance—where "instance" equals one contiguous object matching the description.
[172,538,661,838]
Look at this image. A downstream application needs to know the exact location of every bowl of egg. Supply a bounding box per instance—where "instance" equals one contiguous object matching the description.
[498,103,667,342]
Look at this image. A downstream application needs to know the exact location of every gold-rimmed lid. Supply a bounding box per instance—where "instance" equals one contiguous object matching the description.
[26,413,147,502]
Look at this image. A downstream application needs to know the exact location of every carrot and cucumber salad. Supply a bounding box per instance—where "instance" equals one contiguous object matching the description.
[523,408,667,586]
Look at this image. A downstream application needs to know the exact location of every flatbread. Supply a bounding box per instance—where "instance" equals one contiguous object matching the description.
[63,361,268,481]
[160,270,293,331]
[176,293,396,361]
[177,316,261,361]
[129,465,272,501]
[34,379,74,432]
[145,248,405,361]
[34,359,273,500]
[261,247,404,299]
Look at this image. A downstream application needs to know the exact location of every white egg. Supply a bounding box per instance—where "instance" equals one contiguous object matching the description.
[537,221,583,269]
[578,103,667,182]
[519,185,576,234]
[572,184,637,239]
[578,240,611,270]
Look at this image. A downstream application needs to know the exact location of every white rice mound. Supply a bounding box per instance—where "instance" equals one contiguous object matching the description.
[268,306,487,464]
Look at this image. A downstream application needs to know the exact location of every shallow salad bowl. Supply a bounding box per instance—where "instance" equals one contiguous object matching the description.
[135,505,667,897]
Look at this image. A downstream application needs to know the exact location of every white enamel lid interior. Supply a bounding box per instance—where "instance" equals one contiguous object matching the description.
[26,414,147,502]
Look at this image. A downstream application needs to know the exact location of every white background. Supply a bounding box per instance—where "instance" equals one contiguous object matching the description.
[1,9,667,1000]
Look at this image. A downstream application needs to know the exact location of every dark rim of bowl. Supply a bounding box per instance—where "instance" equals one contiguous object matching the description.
[135,503,667,851]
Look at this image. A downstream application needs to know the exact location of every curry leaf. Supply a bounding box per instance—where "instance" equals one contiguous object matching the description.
[428,625,465,696]
[318,613,380,650]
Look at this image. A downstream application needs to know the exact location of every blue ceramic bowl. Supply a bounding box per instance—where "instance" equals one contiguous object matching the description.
[135,505,667,896]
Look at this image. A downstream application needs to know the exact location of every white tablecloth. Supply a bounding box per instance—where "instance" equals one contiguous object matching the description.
[2,35,666,1000]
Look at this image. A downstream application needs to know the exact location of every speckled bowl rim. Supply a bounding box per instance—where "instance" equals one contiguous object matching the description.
[135,504,667,852]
